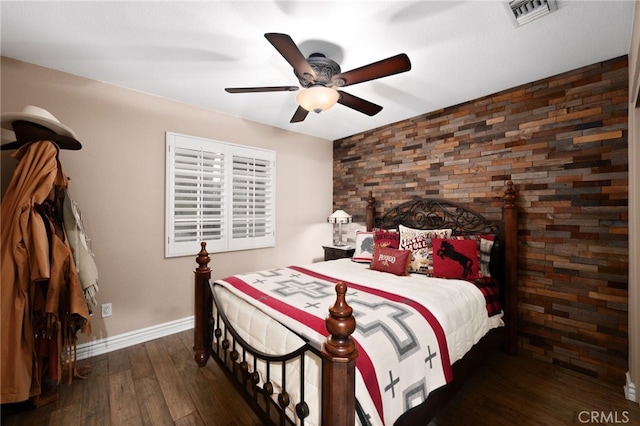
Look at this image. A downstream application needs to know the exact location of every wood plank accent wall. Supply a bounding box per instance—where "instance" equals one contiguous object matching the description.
[333,56,629,385]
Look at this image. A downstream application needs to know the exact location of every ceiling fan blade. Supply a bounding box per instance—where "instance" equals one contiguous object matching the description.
[225,86,298,93]
[264,33,317,81]
[290,106,309,123]
[332,53,411,87]
[337,91,383,116]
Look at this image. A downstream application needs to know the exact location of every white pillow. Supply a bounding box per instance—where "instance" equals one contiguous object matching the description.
[398,225,452,275]
[352,231,375,263]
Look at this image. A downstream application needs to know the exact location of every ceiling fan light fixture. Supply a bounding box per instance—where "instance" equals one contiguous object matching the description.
[296,85,339,114]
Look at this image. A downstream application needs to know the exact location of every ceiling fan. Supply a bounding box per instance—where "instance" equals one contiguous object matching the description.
[225,33,412,123]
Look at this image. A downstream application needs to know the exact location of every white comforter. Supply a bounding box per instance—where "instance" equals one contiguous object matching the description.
[306,260,504,365]
[212,259,503,425]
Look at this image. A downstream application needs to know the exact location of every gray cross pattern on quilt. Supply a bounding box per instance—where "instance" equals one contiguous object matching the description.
[350,299,420,361]
[385,370,401,398]
[367,376,429,421]
[244,268,287,279]
[425,345,437,368]
[272,279,333,299]
[216,265,451,425]
[403,378,427,411]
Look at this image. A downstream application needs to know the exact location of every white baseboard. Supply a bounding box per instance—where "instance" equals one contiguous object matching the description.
[625,371,637,403]
[75,316,194,360]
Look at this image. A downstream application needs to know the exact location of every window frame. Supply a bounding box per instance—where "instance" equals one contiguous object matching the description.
[165,132,276,257]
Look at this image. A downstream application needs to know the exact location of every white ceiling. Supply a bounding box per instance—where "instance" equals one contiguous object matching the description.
[0,1,634,141]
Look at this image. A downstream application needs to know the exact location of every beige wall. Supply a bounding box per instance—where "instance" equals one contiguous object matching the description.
[1,57,334,344]
[628,3,640,404]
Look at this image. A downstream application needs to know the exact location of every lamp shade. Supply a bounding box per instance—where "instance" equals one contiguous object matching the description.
[327,209,352,224]
[296,86,339,114]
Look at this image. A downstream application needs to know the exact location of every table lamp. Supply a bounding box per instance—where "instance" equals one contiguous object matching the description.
[327,210,352,247]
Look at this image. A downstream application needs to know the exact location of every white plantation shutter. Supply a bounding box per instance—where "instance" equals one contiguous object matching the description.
[166,133,275,257]
[230,151,274,249]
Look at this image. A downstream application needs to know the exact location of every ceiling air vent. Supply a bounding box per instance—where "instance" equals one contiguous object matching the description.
[508,0,557,26]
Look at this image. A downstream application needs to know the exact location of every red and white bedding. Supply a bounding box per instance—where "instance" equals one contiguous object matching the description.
[212,258,503,425]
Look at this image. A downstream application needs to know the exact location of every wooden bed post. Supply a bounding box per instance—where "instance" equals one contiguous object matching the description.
[366,191,376,231]
[194,241,212,367]
[322,282,358,426]
[502,181,518,355]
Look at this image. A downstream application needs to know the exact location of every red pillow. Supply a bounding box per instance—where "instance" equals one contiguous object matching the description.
[370,246,412,276]
[432,238,479,279]
[446,234,496,278]
[374,230,400,249]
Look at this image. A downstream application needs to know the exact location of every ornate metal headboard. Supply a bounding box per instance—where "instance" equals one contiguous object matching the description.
[362,181,518,354]
[373,198,500,235]
[366,193,507,286]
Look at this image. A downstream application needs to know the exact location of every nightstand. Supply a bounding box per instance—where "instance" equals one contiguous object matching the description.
[322,245,355,261]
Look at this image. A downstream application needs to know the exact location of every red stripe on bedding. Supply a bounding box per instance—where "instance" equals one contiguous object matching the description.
[220,275,386,423]
[290,265,453,382]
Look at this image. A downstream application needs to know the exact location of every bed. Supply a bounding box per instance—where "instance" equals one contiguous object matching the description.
[193,181,518,426]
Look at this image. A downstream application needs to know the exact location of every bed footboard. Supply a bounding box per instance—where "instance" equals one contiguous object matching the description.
[193,243,358,426]
[192,182,518,425]
[194,242,212,368]
[322,282,358,426]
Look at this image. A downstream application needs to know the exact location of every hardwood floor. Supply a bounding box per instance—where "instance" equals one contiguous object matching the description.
[429,351,640,426]
[1,330,262,426]
[2,329,638,425]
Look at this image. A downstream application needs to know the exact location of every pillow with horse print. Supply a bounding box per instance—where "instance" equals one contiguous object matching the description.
[446,235,496,278]
[398,225,452,275]
[431,238,480,280]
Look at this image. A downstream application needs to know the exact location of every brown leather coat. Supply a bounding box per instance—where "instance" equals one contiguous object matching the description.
[1,141,90,404]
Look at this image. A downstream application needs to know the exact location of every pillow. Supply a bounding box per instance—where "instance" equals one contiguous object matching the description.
[374,230,399,249]
[352,231,375,263]
[398,225,452,275]
[432,238,480,280]
[369,246,412,276]
[479,235,495,278]
[446,235,496,278]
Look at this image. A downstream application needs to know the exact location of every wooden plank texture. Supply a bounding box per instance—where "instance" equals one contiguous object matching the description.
[333,55,630,385]
[2,330,637,426]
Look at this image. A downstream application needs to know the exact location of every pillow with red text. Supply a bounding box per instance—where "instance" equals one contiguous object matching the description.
[398,225,452,275]
[369,246,412,276]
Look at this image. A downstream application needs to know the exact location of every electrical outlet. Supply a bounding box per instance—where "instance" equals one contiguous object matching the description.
[101,303,112,318]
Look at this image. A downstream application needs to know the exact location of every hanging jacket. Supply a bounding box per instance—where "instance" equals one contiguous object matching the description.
[63,190,99,308]
[1,140,90,404]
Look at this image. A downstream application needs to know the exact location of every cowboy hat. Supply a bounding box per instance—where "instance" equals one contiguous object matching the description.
[1,105,82,150]
[1,128,15,144]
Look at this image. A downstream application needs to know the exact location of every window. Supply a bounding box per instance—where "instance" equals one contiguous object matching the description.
[165,132,275,257]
